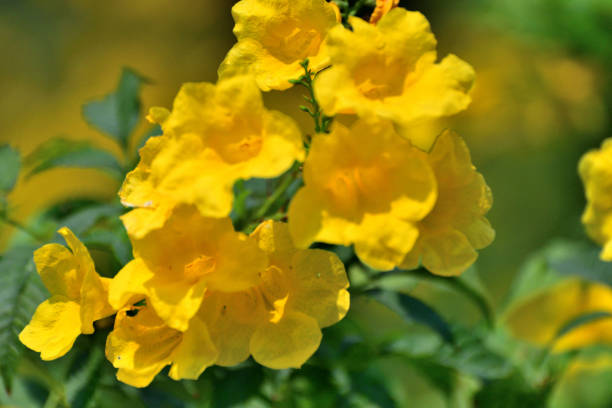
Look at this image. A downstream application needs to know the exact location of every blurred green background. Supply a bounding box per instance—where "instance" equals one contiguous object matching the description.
[1,0,612,407]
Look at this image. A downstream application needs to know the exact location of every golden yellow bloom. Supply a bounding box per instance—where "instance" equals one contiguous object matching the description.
[314,8,475,151]
[107,217,349,386]
[19,227,114,360]
[400,131,494,276]
[113,205,267,332]
[120,76,304,238]
[369,0,400,24]
[106,304,217,388]
[218,0,339,91]
[288,118,437,270]
[579,138,612,261]
[505,279,612,352]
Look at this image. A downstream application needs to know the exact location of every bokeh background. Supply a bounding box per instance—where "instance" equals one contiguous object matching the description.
[1,0,612,406]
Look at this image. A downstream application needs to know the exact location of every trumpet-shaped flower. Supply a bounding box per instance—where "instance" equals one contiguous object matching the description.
[400,131,494,276]
[218,0,339,91]
[579,138,612,261]
[106,304,217,388]
[288,118,437,270]
[314,8,475,151]
[113,205,267,332]
[119,76,304,238]
[107,217,349,385]
[19,227,114,360]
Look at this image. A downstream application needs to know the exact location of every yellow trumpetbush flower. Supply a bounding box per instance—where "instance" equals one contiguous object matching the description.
[505,279,612,352]
[314,8,474,151]
[400,130,494,276]
[244,220,350,368]
[119,76,304,238]
[579,138,612,261]
[105,304,217,388]
[107,218,349,385]
[288,118,437,270]
[369,0,400,24]
[113,205,267,332]
[218,0,339,91]
[19,227,114,360]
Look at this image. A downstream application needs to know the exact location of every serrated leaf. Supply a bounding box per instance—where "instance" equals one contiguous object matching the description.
[367,289,454,344]
[24,137,123,180]
[0,145,21,193]
[83,68,147,147]
[0,246,48,392]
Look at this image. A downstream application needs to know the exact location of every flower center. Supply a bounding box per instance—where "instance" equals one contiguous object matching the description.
[354,57,406,100]
[264,20,323,64]
[183,255,216,283]
[326,165,388,213]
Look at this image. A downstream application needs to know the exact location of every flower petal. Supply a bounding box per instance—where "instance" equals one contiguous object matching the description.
[168,316,218,380]
[106,307,182,384]
[108,258,153,310]
[250,311,322,369]
[19,296,82,360]
[200,290,265,367]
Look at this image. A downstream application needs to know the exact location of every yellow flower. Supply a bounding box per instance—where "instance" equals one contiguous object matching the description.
[107,217,349,386]
[19,227,114,360]
[106,304,217,388]
[119,76,304,238]
[369,0,400,24]
[579,138,612,261]
[314,8,475,151]
[113,205,267,332]
[505,279,612,352]
[400,131,494,276]
[288,118,437,270]
[218,0,340,91]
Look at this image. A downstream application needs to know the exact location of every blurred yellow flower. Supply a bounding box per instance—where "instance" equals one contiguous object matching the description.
[19,227,114,360]
[505,279,612,352]
[107,218,349,385]
[288,118,437,270]
[400,130,494,276]
[579,138,612,261]
[113,205,267,332]
[120,76,304,238]
[369,0,400,24]
[106,304,217,388]
[218,0,339,91]
[314,8,474,151]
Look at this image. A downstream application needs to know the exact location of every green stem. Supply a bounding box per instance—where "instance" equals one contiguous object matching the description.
[253,163,300,221]
[290,59,333,138]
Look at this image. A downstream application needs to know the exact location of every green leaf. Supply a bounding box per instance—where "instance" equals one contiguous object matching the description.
[59,204,124,236]
[545,240,612,286]
[65,347,104,408]
[0,246,48,392]
[82,68,147,147]
[439,327,513,380]
[367,289,454,344]
[24,137,123,180]
[0,145,21,193]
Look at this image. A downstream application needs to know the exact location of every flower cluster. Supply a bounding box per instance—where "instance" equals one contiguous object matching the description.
[20,0,493,388]
[580,138,612,261]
